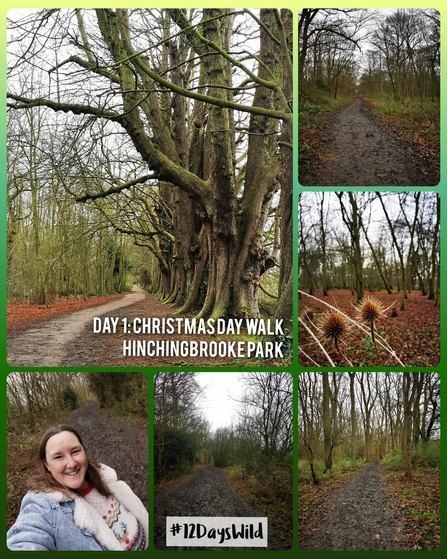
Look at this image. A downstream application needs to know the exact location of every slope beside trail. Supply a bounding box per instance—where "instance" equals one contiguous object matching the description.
[70,402,148,508]
[299,460,411,551]
[300,97,438,186]
[154,465,285,551]
[7,286,146,367]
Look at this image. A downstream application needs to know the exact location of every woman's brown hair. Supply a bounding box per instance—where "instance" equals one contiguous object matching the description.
[27,424,112,497]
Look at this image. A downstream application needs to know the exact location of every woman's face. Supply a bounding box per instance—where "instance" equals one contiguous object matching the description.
[44,431,88,491]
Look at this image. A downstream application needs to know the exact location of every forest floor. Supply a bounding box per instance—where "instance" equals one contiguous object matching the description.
[298,288,440,367]
[299,97,439,186]
[7,287,289,367]
[7,292,127,334]
[154,465,287,550]
[7,401,148,529]
[299,460,440,551]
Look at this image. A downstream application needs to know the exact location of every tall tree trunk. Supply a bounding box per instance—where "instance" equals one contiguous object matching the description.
[402,374,413,479]
[322,373,332,473]
[348,373,357,459]
[337,192,364,303]
[428,195,440,300]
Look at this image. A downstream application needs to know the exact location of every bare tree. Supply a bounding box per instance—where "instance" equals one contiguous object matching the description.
[239,372,292,462]
[8,9,292,322]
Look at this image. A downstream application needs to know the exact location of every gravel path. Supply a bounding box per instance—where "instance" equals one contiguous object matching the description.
[154,466,285,550]
[299,460,411,551]
[300,97,438,186]
[7,286,146,367]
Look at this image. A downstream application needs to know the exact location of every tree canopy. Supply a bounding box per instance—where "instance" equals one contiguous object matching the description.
[7,9,292,324]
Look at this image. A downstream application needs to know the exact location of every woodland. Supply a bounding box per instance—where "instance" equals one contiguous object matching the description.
[7,372,148,529]
[299,192,440,367]
[7,9,292,327]
[154,372,293,545]
[299,9,440,176]
[298,372,440,550]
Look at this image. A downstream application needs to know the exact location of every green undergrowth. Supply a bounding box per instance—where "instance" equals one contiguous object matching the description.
[298,456,364,484]
[381,440,440,470]
[153,465,198,495]
[365,96,439,172]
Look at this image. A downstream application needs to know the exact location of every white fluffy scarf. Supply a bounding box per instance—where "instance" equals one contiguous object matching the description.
[46,464,148,551]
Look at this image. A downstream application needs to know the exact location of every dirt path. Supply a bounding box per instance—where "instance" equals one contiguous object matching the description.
[8,286,285,368]
[299,460,410,551]
[7,286,146,367]
[8,284,289,367]
[154,465,284,550]
[70,402,148,508]
[300,97,438,186]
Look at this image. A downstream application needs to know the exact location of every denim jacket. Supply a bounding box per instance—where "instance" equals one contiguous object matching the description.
[7,464,148,551]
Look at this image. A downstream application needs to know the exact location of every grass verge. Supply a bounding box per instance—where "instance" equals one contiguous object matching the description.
[365,97,440,175]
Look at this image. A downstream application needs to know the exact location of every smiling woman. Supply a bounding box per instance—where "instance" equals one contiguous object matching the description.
[44,430,89,491]
[7,425,148,551]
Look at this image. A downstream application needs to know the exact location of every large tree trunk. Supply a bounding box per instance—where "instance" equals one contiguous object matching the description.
[195,9,237,320]
[8,9,292,322]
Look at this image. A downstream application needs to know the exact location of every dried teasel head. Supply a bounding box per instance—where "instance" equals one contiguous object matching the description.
[357,296,386,324]
[302,308,315,322]
[319,310,348,345]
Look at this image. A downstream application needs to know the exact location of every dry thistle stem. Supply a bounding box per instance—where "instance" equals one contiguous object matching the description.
[356,296,386,348]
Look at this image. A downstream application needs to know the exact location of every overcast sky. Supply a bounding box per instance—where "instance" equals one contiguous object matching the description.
[195,372,245,430]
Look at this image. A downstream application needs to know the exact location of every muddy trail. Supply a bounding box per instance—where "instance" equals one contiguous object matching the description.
[154,465,285,550]
[299,460,411,551]
[70,402,148,508]
[300,97,438,186]
[8,286,285,368]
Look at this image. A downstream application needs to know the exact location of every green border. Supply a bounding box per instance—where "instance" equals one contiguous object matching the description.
[2,2,445,557]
